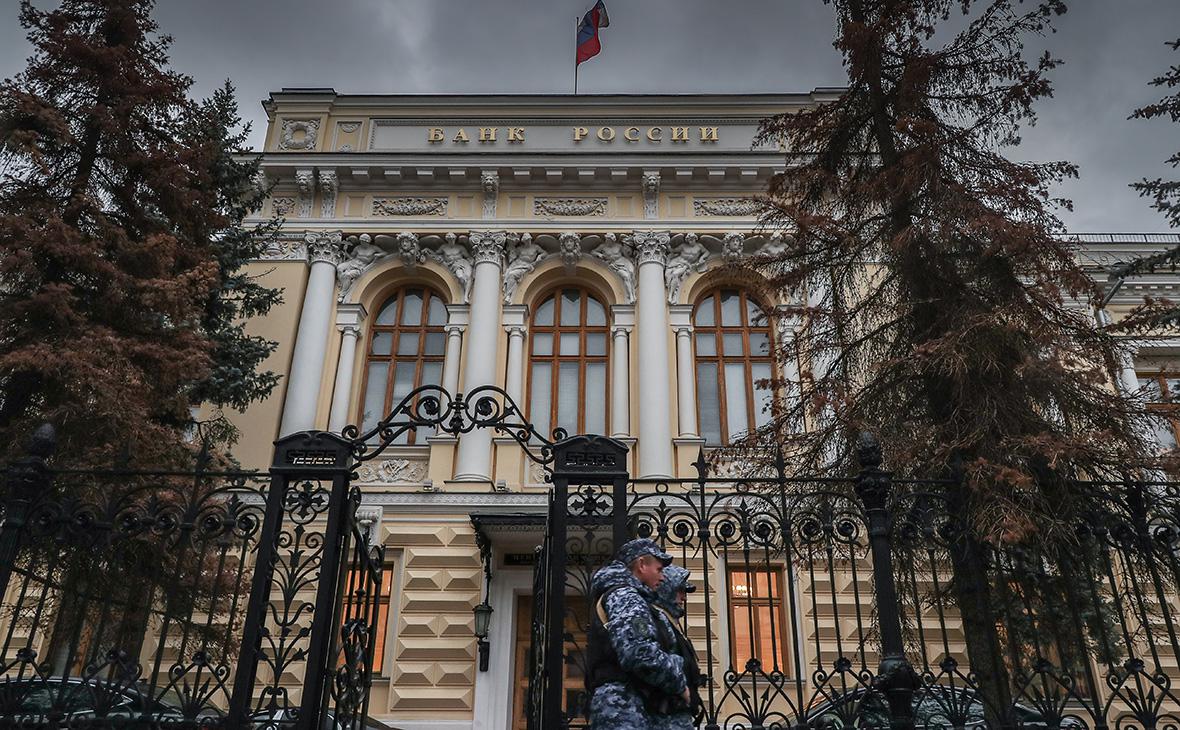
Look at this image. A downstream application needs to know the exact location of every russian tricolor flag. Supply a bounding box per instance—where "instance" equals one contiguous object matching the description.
[576,1,610,65]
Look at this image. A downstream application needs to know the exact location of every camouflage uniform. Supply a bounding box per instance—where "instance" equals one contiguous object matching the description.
[588,541,688,730]
[651,565,701,730]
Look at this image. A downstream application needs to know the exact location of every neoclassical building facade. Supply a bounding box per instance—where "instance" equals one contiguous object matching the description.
[228,91,1180,730]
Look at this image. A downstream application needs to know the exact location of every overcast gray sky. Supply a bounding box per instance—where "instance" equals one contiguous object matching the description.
[2,0,1178,232]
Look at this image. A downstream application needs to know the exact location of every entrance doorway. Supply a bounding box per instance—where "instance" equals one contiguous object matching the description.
[511,594,589,730]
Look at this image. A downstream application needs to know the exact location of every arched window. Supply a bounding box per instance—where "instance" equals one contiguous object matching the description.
[528,287,609,437]
[359,286,447,444]
[694,288,775,444]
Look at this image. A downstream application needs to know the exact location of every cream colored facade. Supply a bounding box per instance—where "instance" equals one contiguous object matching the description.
[228,90,1180,730]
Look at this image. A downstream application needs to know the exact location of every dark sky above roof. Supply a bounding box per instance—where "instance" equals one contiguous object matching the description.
[2,0,1178,232]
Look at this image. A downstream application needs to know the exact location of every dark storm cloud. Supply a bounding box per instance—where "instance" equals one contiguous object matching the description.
[1,0,1177,232]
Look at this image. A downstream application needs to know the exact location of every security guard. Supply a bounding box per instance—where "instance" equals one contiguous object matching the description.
[650,565,704,730]
[585,539,689,730]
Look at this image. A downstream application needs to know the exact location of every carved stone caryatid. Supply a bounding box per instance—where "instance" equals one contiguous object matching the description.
[468,230,510,266]
[295,169,315,218]
[396,231,426,268]
[306,230,346,266]
[722,232,747,263]
[759,231,790,258]
[590,233,637,304]
[481,170,499,219]
[335,233,386,302]
[502,233,546,303]
[559,232,582,271]
[318,170,338,218]
[431,232,474,302]
[642,172,660,220]
[664,232,710,304]
[628,230,672,266]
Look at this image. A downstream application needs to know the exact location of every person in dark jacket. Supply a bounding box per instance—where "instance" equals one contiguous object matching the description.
[586,539,688,730]
[651,564,703,730]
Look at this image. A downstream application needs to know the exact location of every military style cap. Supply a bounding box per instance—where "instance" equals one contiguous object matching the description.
[662,564,697,594]
[616,538,673,567]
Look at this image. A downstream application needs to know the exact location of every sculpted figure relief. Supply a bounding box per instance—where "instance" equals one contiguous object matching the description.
[591,233,637,304]
[502,233,546,303]
[336,234,388,302]
[664,233,709,304]
[431,233,473,301]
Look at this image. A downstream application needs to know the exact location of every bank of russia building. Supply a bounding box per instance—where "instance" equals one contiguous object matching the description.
[234,90,1180,730]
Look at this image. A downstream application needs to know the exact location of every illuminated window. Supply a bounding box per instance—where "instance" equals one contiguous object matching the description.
[694,289,775,444]
[340,565,394,675]
[1138,369,1180,451]
[726,565,789,672]
[528,288,609,437]
[359,287,447,443]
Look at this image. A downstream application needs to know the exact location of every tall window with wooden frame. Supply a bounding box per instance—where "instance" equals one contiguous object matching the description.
[1138,368,1180,452]
[694,288,775,445]
[359,286,447,443]
[726,565,790,674]
[527,287,609,437]
[339,564,394,675]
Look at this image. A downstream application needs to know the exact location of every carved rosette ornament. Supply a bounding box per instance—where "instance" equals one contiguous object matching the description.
[642,172,660,220]
[559,232,582,271]
[722,232,747,263]
[318,170,338,218]
[468,231,510,266]
[305,230,346,266]
[628,230,672,266]
[279,119,320,151]
[294,169,315,218]
[481,171,499,219]
[396,232,425,268]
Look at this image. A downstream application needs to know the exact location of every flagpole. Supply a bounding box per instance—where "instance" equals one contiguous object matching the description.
[574,15,580,95]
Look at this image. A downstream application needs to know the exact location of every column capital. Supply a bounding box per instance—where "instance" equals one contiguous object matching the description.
[444,323,467,335]
[673,324,693,336]
[305,230,346,266]
[505,324,527,339]
[468,230,510,265]
[611,324,633,336]
[627,230,672,266]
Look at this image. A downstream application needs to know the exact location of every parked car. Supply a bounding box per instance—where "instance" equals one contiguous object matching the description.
[806,685,1086,729]
[251,708,396,729]
[0,676,204,724]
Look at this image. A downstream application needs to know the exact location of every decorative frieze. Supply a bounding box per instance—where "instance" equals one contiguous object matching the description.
[355,459,428,485]
[694,197,760,217]
[372,197,448,217]
[534,197,608,217]
[279,118,320,151]
[261,235,306,260]
[271,196,296,218]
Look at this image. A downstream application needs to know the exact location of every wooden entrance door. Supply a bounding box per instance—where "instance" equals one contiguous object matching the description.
[511,594,590,730]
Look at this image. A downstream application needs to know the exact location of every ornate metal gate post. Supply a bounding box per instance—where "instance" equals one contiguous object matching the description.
[228,430,356,729]
[0,424,54,603]
[543,435,630,729]
[854,432,918,730]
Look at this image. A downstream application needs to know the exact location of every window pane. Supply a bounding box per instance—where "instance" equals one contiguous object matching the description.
[1168,378,1180,401]
[586,333,607,356]
[536,296,555,326]
[696,333,716,357]
[427,296,447,325]
[695,296,715,326]
[362,363,389,430]
[746,298,767,327]
[530,363,552,437]
[420,361,443,388]
[720,291,741,326]
[533,333,553,356]
[730,606,753,669]
[697,362,721,444]
[1139,376,1163,401]
[371,333,393,356]
[396,333,419,356]
[586,297,606,326]
[749,331,771,356]
[375,300,399,325]
[755,605,781,669]
[400,290,423,325]
[584,363,607,435]
[392,362,416,402]
[561,289,581,326]
[560,333,580,356]
[725,362,750,440]
[1151,415,1178,451]
[752,363,773,429]
[423,332,445,356]
[723,333,744,356]
[557,362,580,434]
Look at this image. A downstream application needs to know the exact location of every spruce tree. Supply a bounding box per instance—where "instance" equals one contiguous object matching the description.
[0,0,278,465]
[751,0,1155,717]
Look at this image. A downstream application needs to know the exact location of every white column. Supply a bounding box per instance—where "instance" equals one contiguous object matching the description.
[441,305,469,397]
[776,306,804,433]
[280,231,345,436]
[328,304,368,433]
[1095,309,1141,396]
[671,316,698,438]
[504,326,526,406]
[609,305,634,439]
[631,230,676,478]
[454,231,508,482]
